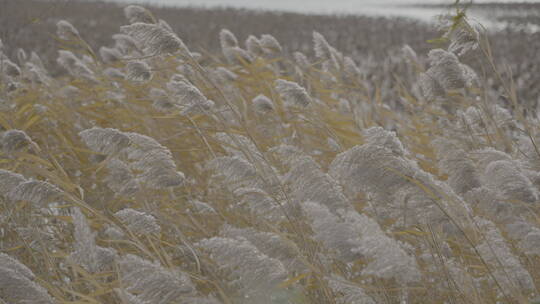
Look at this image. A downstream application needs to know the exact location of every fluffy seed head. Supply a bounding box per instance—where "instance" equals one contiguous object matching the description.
[1,59,21,78]
[484,160,538,203]
[70,208,117,272]
[117,254,196,303]
[274,79,311,107]
[0,169,26,196]
[427,49,466,90]
[402,44,418,63]
[115,208,161,235]
[0,262,54,304]
[245,35,264,57]
[121,22,189,55]
[8,180,63,205]
[260,34,282,54]
[446,19,480,57]
[222,46,253,65]
[197,236,288,297]
[124,5,156,24]
[99,46,122,64]
[293,51,311,69]
[112,34,139,54]
[219,29,238,49]
[2,129,35,153]
[252,94,274,113]
[79,127,131,155]
[56,20,80,40]
[126,60,152,82]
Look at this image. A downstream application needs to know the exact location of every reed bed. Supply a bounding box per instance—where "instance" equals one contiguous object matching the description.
[1,3,540,303]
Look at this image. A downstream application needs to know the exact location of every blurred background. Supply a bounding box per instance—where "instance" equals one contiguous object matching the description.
[1,0,539,102]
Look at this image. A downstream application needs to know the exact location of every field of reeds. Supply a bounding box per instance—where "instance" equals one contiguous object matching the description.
[1,1,540,303]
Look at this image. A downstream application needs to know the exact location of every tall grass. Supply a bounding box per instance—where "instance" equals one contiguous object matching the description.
[0,3,540,304]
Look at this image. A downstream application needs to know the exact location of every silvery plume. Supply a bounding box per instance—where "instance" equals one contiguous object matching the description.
[415,71,447,102]
[329,127,471,229]
[99,46,122,64]
[105,158,140,196]
[158,19,173,32]
[313,31,342,72]
[115,208,161,235]
[103,67,125,80]
[259,34,282,54]
[469,147,513,172]
[56,50,95,81]
[1,129,36,153]
[251,94,274,113]
[59,85,80,99]
[166,76,213,114]
[29,51,46,71]
[0,169,26,196]
[362,126,405,156]
[433,138,480,195]
[124,5,156,24]
[0,58,21,78]
[126,60,152,82]
[69,208,117,273]
[149,87,175,112]
[219,29,238,50]
[284,155,350,214]
[117,254,196,304]
[456,106,510,138]
[222,46,253,65]
[326,275,375,304]
[475,217,535,294]
[401,44,419,64]
[293,52,311,69]
[112,33,139,54]
[483,160,538,203]
[79,127,131,155]
[518,228,540,256]
[8,180,63,206]
[25,62,50,84]
[207,156,261,190]
[341,209,421,283]
[329,140,414,200]
[213,132,264,161]
[0,253,55,304]
[114,288,147,304]
[120,22,189,56]
[267,144,305,168]
[303,202,421,283]
[245,35,265,57]
[124,132,170,160]
[197,236,288,300]
[188,200,216,214]
[343,56,362,81]
[211,67,237,85]
[459,63,479,87]
[233,187,288,221]
[444,18,480,57]
[464,187,520,225]
[221,225,306,272]
[56,20,81,41]
[0,253,36,280]
[426,49,467,91]
[274,79,311,107]
[124,132,185,189]
[134,153,185,189]
[301,201,363,263]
